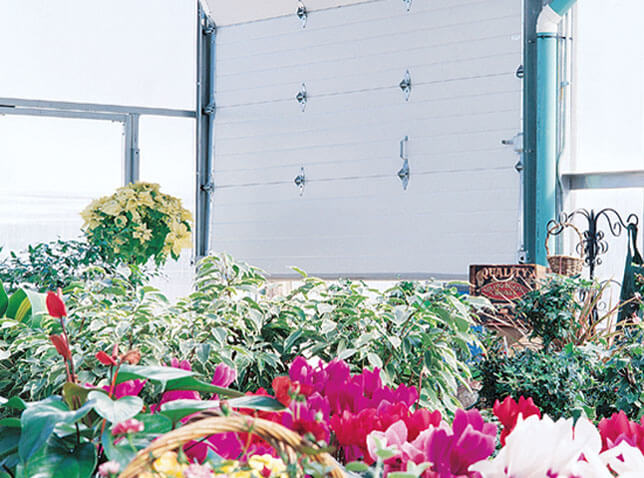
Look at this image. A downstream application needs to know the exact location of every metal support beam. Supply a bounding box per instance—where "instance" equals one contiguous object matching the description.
[0,106,126,122]
[195,2,216,259]
[0,97,194,119]
[564,171,644,190]
[123,114,140,184]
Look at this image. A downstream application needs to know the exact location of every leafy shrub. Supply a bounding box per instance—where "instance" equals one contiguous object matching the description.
[476,344,602,419]
[0,239,115,292]
[0,254,484,414]
[169,255,485,412]
[515,275,593,350]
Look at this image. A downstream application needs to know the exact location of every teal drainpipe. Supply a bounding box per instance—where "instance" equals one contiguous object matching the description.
[534,0,577,265]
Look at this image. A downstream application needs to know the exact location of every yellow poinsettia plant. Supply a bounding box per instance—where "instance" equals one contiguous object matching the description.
[81,182,193,266]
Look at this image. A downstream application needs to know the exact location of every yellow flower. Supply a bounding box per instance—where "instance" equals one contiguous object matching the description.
[133,224,153,243]
[165,221,193,256]
[115,215,128,228]
[231,472,253,478]
[152,451,185,478]
[100,199,121,216]
[138,191,156,208]
[248,455,288,477]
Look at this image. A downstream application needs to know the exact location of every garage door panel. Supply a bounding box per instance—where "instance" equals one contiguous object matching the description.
[216,51,519,108]
[218,17,520,82]
[211,0,521,277]
[216,74,519,131]
[217,0,519,57]
[215,105,517,153]
[213,170,518,211]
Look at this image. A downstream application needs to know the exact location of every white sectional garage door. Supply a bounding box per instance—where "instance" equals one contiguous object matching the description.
[210,0,523,279]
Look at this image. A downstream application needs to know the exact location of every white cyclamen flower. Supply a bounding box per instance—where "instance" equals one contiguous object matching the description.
[470,415,612,478]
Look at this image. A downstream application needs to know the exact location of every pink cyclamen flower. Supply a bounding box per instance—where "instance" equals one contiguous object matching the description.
[98,461,121,477]
[112,418,144,436]
[184,463,214,478]
[211,363,237,389]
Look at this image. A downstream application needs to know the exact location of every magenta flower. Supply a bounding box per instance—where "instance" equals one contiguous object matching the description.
[417,409,496,476]
[211,363,237,389]
[153,358,200,408]
[112,418,144,436]
[102,379,146,399]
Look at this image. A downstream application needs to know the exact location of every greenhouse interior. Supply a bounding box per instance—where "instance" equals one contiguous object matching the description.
[2,0,644,477]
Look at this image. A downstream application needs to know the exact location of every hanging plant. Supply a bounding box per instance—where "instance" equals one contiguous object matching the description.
[80,182,193,266]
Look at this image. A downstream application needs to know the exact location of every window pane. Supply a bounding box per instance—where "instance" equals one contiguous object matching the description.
[573,0,644,172]
[0,115,122,252]
[139,116,196,298]
[0,0,196,109]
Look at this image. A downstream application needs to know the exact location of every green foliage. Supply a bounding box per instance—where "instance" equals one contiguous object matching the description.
[476,273,644,421]
[0,361,279,478]
[0,239,115,292]
[476,333,644,421]
[169,255,484,412]
[515,275,592,350]
[0,253,484,415]
[476,344,602,419]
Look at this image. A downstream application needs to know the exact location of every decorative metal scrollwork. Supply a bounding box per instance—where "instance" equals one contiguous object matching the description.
[547,208,639,279]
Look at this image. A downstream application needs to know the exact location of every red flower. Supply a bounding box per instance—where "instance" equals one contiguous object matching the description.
[598,411,644,452]
[96,351,117,366]
[493,396,541,445]
[406,408,442,441]
[49,334,72,361]
[272,376,293,406]
[272,376,314,407]
[46,289,67,318]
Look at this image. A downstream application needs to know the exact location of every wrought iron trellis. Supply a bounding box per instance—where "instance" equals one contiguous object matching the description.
[547,208,639,279]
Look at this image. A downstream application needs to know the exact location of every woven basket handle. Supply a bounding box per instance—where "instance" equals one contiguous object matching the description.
[545,222,585,258]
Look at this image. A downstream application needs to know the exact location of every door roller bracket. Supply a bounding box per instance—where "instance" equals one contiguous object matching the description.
[397,136,410,190]
[296,1,308,28]
[399,70,412,101]
[296,83,308,112]
[294,167,306,196]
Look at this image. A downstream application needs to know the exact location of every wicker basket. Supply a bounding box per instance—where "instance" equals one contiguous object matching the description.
[119,413,346,478]
[545,222,585,276]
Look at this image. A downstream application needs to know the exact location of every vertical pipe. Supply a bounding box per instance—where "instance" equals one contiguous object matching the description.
[195,2,216,259]
[533,0,577,264]
[522,0,543,264]
[535,33,558,265]
[122,114,140,185]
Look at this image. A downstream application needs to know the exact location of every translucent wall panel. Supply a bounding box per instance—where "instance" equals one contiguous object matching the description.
[572,0,644,172]
[0,0,196,109]
[0,116,122,253]
[139,116,196,299]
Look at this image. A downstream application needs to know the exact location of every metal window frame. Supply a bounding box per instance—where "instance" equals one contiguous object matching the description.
[0,0,216,261]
